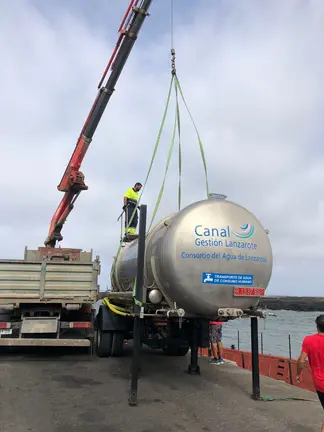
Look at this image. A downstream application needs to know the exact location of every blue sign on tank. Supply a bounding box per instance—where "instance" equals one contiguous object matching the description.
[202,272,254,285]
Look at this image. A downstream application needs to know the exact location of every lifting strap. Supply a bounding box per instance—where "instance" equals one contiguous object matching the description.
[110,75,174,288]
[175,75,182,212]
[174,74,210,200]
[148,80,178,232]
[147,72,210,231]
[111,72,211,294]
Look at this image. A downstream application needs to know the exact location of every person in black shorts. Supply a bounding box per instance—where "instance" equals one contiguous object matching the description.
[317,389,324,409]
[208,321,224,365]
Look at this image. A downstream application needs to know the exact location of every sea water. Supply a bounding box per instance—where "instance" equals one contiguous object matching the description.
[222,310,322,359]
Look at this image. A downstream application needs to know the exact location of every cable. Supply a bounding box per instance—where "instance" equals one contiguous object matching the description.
[170,0,174,50]
[102,297,134,317]
[260,395,317,402]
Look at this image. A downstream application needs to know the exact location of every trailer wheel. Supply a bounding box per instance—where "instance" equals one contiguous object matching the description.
[96,329,113,357]
[162,346,189,356]
[111,331,124,357]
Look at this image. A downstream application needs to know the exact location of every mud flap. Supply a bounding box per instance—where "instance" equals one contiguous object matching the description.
[95,305,132,332]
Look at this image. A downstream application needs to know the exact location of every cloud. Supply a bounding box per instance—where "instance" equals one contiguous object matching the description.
[1,0,324,296]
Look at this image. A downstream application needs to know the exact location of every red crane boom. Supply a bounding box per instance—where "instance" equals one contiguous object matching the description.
[44,0,152,247]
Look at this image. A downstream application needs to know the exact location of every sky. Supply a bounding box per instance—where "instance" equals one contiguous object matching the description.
[1,0,324,296]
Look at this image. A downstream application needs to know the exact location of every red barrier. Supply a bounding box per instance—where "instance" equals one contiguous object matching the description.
[289,359,315,392]
[200,347,316,393]
[223,348,245,368]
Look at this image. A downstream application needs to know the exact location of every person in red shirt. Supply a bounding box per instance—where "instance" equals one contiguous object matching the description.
[297,314,324,432]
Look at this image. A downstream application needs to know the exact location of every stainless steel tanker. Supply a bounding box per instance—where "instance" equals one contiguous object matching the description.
[111,197,273,317]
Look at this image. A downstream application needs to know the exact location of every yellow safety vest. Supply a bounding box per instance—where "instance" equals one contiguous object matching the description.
[124,188,139,206]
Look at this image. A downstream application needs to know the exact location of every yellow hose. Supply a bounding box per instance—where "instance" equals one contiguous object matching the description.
[102,297,134,317]
[112,303,128,312]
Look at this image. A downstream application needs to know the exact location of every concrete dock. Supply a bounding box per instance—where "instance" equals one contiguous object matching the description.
[0,346,322,432]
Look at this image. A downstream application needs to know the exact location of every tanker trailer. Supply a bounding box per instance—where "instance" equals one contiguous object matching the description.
[95,197,273,360]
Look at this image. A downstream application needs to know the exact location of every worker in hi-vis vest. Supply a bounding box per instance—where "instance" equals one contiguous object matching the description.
[123,182,142,239]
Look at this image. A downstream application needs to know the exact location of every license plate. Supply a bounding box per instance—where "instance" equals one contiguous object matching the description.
[234,287,265,297]
[0,329,12,335]
[21,318,58,334]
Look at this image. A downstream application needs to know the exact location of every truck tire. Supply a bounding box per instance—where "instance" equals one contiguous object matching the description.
[162,346,189,356]
[96,329,113,357]
[111,331,124,357]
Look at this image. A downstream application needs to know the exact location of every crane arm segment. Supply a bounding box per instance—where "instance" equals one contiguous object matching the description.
[45,0,152,247]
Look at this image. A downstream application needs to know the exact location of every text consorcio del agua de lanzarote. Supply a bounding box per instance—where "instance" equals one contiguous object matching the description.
[180,252,268,263]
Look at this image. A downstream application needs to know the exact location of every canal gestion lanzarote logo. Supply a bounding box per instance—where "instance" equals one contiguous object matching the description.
[193,222,257,249]
[179,220,268,264]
